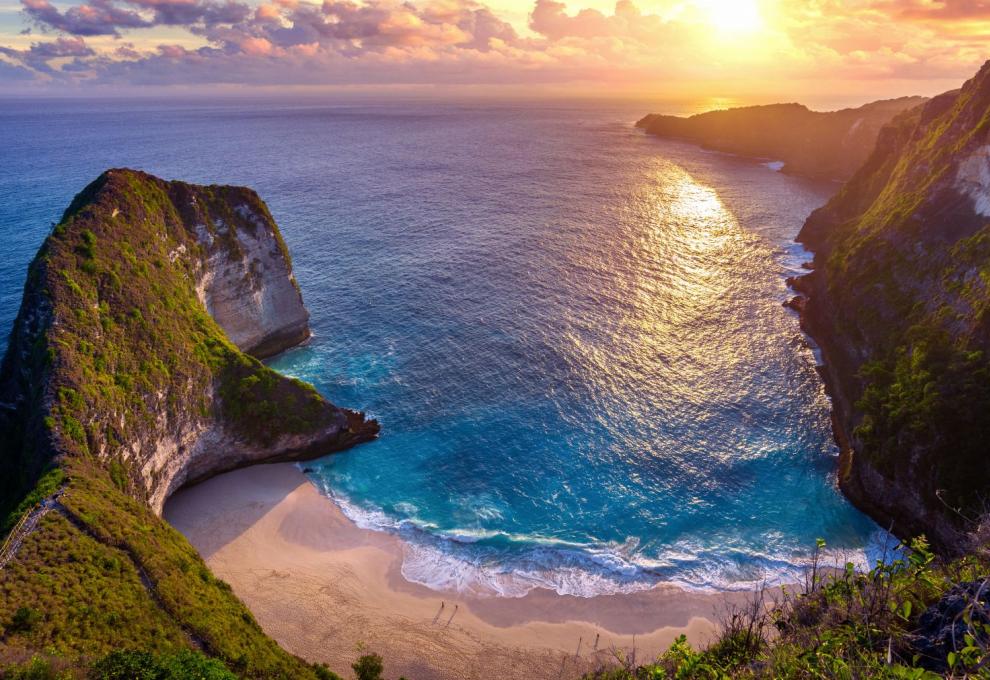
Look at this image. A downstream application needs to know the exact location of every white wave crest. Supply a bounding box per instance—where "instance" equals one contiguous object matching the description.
[308,474,897,600]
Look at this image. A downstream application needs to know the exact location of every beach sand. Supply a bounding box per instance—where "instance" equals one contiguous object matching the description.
[164,463,744,680]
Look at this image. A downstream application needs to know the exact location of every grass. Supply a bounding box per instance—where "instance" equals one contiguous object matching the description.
[0,511,187,658]
[0,650,402,680]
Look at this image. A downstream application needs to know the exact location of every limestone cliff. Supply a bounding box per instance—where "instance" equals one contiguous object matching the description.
[0,169,377,675]
[186,182,311,360]
[792,62,990,552]
[637,97,927,181]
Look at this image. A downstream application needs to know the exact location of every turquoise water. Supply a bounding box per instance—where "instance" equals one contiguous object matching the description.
[0,99,882,596]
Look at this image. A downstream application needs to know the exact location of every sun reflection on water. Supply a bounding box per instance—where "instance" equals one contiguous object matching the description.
[556,159,786,476]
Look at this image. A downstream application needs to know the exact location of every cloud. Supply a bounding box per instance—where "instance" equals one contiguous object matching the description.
[529,0,678,42]
[21,0,252,37]
[897,0,990,20]
[454,7,516,50]
[0,58,35,81]
[134,0,251,27]
[22,0,150,36]
[0,35,94,72]
[530,0,612,39]
[0,0,986,91]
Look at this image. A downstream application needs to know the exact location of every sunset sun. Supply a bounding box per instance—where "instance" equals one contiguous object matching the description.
[697,0,764,33]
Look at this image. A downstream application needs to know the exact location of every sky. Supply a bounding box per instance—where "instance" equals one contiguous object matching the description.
[0,0,987,102]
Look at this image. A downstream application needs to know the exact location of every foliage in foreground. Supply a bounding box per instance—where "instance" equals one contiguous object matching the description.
[0,649,398,680]
[583,538,990,679]
[0,649,232,680]
[89,649,236,679]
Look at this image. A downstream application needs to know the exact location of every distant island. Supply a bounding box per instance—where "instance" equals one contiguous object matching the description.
[0,169,378,678]
[636,96,927,180]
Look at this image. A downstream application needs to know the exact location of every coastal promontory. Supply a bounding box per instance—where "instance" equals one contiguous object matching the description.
[637,97,926,180]
[0,169,378,676]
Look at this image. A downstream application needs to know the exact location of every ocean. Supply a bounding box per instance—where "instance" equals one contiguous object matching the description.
[0,97,883,597]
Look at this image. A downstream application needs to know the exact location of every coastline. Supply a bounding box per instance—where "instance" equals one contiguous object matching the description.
[165,463,739,679]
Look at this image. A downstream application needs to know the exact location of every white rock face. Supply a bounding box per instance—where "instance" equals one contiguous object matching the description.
[955,145,990,217]
[135,184,364,512]
[130,191,346,514]
[192,202,310,358]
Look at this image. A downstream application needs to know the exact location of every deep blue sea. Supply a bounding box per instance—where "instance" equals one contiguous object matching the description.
[0,98,883,596]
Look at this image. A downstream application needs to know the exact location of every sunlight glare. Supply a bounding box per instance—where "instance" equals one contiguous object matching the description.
[696,0,764,33]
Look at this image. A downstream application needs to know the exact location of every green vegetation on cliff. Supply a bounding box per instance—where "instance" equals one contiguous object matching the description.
[795,61,990,549]
[0,169,378,677]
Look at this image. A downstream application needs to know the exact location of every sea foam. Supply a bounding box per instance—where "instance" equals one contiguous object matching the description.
[314,475,896,599]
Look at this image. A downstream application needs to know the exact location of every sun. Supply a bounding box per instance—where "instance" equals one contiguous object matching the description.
[696,0,764,33]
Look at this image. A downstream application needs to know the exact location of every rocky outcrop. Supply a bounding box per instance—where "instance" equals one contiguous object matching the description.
[791,62,990,552]
[909,580,990,672]
[637,97,927,181]
[0,169,378,516]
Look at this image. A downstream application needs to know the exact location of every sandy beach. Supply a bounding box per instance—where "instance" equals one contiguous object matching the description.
[164,464,742,680]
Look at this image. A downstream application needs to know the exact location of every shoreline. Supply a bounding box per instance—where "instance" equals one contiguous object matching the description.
[164,463,743,679]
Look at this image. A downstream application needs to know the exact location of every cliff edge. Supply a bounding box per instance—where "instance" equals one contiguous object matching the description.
[0,169,378,675]
[637,97,927,181]
[792,62,990,552]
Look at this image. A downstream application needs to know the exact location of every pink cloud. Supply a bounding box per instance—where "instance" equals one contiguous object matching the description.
[240,36,275,54]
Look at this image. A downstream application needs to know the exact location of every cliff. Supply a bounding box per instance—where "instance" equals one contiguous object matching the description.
[0,169,378,675]
[792,62,990,552]
[637,97,927,180]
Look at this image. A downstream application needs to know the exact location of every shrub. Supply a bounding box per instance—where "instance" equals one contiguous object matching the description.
[0,656,68,680]
[157,650,235,679]
[88,649,236,680]
[312,664,343,680]
[88,650,160,680]
[9,606,41,634]
[351,654,384,680]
